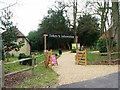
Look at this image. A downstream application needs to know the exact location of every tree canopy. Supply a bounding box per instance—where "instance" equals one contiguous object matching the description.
[77,14,100,46]
[28,1,73,51]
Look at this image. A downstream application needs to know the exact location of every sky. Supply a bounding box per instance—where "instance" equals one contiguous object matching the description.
[0,0,87,36]
[0,0,59,36]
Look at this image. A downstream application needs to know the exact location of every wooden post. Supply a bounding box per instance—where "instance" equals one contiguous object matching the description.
[45,50,49,68]
[0,60,4,89]
[75,36,78,65]
[49,49,52,65]
[32,55,35,75]
[76,36,78,52]
[44,34,47,53]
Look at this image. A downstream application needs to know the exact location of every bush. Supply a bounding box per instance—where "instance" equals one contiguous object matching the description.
[96,38,107,53]
[71,49,76,53]
[18,53,35,66]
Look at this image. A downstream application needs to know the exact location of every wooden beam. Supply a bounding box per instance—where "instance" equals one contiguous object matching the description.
[5,67,32,77]
[44,34,47,53]
[4,58,32,65]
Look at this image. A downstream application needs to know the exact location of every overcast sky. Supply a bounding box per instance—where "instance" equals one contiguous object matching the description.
[0,0,86,36]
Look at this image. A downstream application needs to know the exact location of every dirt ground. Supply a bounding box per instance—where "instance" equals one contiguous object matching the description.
[52,52,119,87]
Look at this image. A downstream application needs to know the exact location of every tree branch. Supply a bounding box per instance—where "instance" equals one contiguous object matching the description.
[0,0,18,11]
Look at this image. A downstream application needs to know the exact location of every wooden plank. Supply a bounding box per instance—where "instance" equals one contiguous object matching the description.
[88,52,119,55]
[5,67,32,77]
[4,58,32,65]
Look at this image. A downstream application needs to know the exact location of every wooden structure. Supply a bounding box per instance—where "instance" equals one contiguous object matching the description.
[0,55,44,88]
[45,49,58,68]
[76,49,87,65]
[45,49,52,68]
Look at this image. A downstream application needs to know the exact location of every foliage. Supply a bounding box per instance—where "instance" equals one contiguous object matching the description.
[0,8,24,60]
[28,1,73,51]
[27,31,40,51]
[77,14,100,46]
[96,38,116,53]
[18,53,33,66]
[96,38,107,53]
[0,9,24,51]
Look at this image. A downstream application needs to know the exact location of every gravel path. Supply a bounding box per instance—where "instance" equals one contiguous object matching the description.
[52,52,118,87]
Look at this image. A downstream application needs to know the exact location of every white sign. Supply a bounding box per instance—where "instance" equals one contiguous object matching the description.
[72,43,80,50]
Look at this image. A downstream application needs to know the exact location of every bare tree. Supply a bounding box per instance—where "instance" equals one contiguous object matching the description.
[85,0,119,64]
[0,0,18,11]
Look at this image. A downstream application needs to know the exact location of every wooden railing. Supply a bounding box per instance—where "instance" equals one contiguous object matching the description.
[0,54,44,88]
[87,52,119,61]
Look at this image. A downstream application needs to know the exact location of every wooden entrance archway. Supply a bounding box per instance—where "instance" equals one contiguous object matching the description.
[43,33,77,52]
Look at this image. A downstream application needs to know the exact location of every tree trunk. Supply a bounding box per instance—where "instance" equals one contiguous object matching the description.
[106,39,112,64]
[112,1,120,60]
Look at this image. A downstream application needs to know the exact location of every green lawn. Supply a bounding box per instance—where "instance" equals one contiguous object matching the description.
[87,53,107,64]
[4,63,30,74]
[86,50,118,64]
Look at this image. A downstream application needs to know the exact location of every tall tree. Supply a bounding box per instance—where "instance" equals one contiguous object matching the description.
[85,0,112,35]
[27,31,41,51]
[77,14,100,46]
[36,1,72,50]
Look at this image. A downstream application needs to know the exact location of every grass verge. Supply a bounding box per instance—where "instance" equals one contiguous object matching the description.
[16,63,59,88]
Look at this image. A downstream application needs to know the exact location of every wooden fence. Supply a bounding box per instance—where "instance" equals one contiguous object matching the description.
[0,55,44,88]
[87,52,119,61]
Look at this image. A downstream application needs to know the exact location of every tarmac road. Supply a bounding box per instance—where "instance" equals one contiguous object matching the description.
[57,72,119,88]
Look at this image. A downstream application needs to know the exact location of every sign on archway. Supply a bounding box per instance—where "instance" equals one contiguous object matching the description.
[43,33,75,52]
[47,34,74,39]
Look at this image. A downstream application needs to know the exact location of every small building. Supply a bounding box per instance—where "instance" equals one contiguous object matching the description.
[99,25,117,42]
[9,29,31,57]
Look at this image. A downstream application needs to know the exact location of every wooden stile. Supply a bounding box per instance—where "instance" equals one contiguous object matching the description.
[76,49,87,65]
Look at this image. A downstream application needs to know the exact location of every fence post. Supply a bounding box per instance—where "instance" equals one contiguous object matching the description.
[0,60,4,89]
[32,55,35,75]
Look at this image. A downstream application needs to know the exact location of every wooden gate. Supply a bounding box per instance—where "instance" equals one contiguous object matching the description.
[76,49,87,65]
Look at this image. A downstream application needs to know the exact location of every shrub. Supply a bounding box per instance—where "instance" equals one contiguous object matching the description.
[97,38,117,53]
[18,53,35,66]
[96,38,107,53]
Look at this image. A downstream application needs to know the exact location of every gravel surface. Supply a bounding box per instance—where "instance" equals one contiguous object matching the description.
[52,52,118,87]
